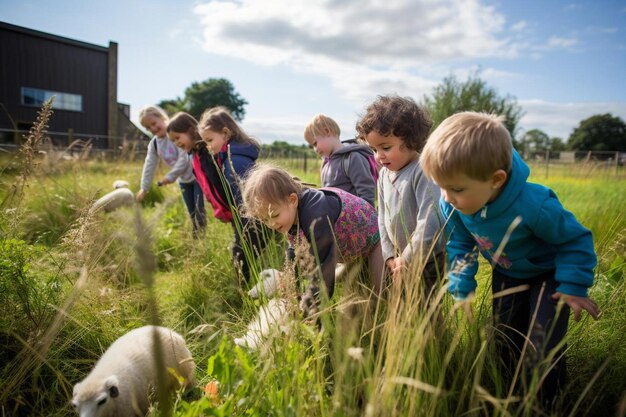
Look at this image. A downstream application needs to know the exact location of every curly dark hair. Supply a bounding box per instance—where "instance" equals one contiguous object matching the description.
[355,95,433,152]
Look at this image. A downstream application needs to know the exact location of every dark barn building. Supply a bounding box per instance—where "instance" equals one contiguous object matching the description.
[0,21,147,149]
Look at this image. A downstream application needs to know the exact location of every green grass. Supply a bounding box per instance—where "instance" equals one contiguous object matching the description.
[0,152,624,417]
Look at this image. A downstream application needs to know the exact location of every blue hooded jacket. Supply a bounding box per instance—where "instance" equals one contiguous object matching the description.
[441,150,596,300]
[217,140,259,208]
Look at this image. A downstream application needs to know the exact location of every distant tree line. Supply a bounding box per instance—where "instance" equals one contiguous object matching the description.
[160,75,626,153]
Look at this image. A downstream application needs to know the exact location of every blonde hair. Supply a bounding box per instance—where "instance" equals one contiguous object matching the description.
[138,105,168,126]
[198,106,260,149]
[242,163,302,218]
[303,114,341,142]
[420,111,512,182]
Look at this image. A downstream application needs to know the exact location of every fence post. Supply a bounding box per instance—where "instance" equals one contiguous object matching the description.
[616,151,620,178]
[545,150,550,179]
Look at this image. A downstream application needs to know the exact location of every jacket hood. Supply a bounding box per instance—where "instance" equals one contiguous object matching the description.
[468,149,529,221]
[330,143,373,159]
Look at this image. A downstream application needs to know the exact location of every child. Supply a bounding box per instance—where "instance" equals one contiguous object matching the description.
[137,106,206,236]
[166,112,234,224]
[196,106,270,283]
[355,95,445,290]
[304,114,376,206]
[419,111,600,406]
[241,164,384,315]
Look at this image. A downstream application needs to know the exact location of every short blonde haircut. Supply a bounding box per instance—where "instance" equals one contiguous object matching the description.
[303,114,341,142]
[138,105,168,126]
[242,163,302,218]
[420,112,512,182]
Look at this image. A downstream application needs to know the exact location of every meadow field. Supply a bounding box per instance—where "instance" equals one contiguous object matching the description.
[0,138,624,416]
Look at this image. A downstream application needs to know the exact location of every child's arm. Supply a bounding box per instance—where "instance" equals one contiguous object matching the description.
[347,153,376,206]
[377,177,396,266]
[533,190,597,298]
[308,217,339,298]
[223,148,256,207]
[400,175,443,266]
[441,200,480,300]
[163,144,190,185]
[137,137,159,201]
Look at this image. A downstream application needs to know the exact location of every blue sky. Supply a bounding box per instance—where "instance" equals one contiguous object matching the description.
[2,0,625,144]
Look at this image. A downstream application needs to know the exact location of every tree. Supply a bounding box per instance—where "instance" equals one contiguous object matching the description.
[158,78,248,121]
[158,98,184,117]
[567,113,626,151]
[550,137,566,152]
[422,73,524,144]
[521,129,550,154]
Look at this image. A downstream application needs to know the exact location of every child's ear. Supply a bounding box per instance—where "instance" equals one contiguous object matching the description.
[491,169,508,189]
[288,193,298,207]
[223,127,231,137]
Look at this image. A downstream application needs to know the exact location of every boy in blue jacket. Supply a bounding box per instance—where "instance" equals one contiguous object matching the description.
[420,111,599,408]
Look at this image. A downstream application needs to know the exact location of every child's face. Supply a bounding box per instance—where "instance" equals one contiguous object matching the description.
[364,131,417,172]
[199,128,229,154]
[436,171,507,215]
[168,131,194,152]
[258,193,298,234]
[141,115,167,138]
[305,134,339,158]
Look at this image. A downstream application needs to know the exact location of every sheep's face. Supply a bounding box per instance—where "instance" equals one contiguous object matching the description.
[72,376,119,417]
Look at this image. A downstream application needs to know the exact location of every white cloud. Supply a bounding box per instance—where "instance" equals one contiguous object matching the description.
[547,36,578,49]
[519,100,626,139]
[187,0,626,146]
[511,20,527,32]
[192,0,520,104]
[243,116,307,144]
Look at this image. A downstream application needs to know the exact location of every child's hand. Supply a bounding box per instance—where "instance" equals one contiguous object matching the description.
[390,257,406,279]
[551,292,600,321]
[159,177,172,186]
[136,189,146,202]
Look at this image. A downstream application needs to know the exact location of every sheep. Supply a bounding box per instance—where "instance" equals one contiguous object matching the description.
[90,188,135,213]
[89,179,134,213]
[71,325,195,417]
[234,298,290,350]
[113,179,130,189]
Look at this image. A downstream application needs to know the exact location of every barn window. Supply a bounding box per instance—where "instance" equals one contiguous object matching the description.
[21,87,83,112]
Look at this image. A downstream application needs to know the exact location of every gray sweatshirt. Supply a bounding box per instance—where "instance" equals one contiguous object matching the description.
[378,158,445,264]
[140,136,195,192]
[320,144,376,206]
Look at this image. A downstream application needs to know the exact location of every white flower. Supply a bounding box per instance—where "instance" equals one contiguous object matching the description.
[347,346,364,361]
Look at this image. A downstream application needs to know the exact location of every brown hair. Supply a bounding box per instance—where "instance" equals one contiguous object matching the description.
[355,95,432,152]
[242,163,302,218]
[420,111,512,182]
[198,106,260,149]
[166,112,205,149]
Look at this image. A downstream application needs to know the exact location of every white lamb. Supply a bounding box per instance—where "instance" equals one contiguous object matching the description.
[91,188,134,213]
[71,325,195,417]
[234,298,290,350]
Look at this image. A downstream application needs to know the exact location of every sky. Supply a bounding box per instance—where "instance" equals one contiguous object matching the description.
[2,0,625,145]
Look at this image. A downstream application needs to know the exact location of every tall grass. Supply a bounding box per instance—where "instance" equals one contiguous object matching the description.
[0,136,623,416]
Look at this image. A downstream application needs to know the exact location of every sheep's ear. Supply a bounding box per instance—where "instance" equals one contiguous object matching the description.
[104,375,119,398]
